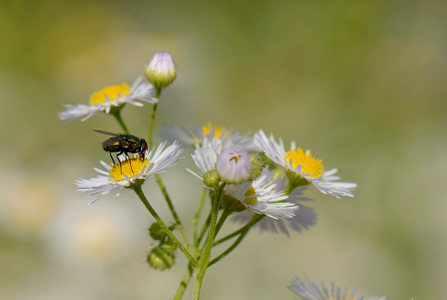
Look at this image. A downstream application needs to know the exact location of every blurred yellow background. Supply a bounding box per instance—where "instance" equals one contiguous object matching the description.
[1,0,446,299]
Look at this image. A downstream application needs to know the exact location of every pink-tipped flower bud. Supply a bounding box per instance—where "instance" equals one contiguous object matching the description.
[145,52,176,90]
[216,146,251,184]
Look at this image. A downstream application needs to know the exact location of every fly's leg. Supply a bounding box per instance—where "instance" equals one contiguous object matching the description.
[109,152,116,166]
[116,152,123,174]
[125,152,134,174]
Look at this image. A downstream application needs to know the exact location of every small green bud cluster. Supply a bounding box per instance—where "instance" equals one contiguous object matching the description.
[147,222,178,271]
[147,246,176,271]
[149,222,166,240]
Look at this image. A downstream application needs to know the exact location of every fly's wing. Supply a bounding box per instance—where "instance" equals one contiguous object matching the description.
[93,129,119,136]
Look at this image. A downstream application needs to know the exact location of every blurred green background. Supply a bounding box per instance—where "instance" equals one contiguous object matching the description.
[1,0,446,299]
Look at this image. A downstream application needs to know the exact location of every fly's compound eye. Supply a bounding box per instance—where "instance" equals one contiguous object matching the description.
[140,139,148,159]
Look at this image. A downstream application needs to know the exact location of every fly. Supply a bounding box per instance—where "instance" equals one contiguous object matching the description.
[93,130,148,174]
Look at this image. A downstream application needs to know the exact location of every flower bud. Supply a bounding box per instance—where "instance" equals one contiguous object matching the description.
[216,147,251,184]
[145,52,176,90]
[249,153,263,180]
[149,222,166,240]
[161,242,177,255]
[147,247,175,271]
[203,170,220,187]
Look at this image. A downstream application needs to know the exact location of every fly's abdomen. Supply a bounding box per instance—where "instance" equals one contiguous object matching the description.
[102,140,121,152]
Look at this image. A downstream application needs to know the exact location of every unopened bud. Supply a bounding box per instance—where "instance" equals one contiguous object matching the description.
[203,170,220,187]
[145,52,176,90]
[161,242,177,255]
[216,147,251,184]
[149,222,166,240]
[147,247,175,271]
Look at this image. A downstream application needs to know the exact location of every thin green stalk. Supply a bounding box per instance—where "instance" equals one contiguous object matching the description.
[214,209,231,237]
[196,213,211,248]
[209,214,264,267]
[148,88,161,150]
[146,88,183,228]
[175,224,192,250]
[133,185,197,266]
[192,184,224,300]
[173,262,193,300]
[208,228,249,267]
[173,191,209,300]
[112,111,129,134]
[213,214,264,247]
[155,174,182,226]
[193,189,207,243]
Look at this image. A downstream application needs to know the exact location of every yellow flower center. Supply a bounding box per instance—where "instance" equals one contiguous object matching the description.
[202,122,230,140]
[284,148,324,178]
[244,185,258,205]
[109,157,150,182]
[89,83,132,105]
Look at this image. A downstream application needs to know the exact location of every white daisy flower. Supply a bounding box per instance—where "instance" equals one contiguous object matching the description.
[232,172,317,236]
[160,122,252,150]
[187,137,223,182]
[58,77,157,122]
[76,141,183,204]
[289,276,386,300]
[223,169,297,219]
[254,130,357,199]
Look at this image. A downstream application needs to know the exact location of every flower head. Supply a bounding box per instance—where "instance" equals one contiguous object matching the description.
[58,77,157,122]
[216,146,251,184]
[160,122,252,150]
[224,168,297,219]
[232,172,317,236]
[289,276,386,300]
[145,52,176,90]
[254,130,357,199]
[187,137,223,183]
[76,141,183,204]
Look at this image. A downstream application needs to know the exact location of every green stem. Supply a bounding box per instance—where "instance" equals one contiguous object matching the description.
[208,228,248,267]
[172,190,209,300]
[173,262,193,300]
[214,209,231,238]
[196,213,211,248]
[147,88,183,228]
[133,185,197,266]
[148,88,161,150]
[193,189,207,243]
[175,224,192,250]
[155,174,182,226]
[112,111,129,134]
[192,184,224,300]
[209,214,263,267]
[213,214,264,247]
